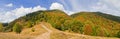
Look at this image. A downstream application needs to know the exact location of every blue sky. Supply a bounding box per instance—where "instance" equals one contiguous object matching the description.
[0,0,99,12]
[0,0,120,23]
[0,0,56,10]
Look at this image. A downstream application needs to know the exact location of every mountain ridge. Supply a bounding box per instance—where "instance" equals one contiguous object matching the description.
[0,10,120,38]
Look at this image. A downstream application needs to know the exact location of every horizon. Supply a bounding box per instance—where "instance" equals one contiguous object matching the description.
[0,0,120,23]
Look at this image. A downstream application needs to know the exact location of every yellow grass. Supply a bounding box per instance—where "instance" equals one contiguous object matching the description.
[0,22,119,39]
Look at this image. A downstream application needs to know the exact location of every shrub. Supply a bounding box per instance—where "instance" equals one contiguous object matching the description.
[26,21,32,28]
[71,20,84,34]
[116,31,120,38]
[0,23,3,32]
[104,28,110,37]
[13,23,22,33]
[64,20,84,34]
[31,28,35,32]
[91,26,99,36]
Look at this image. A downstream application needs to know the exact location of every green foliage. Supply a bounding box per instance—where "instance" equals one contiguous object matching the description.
[47,16,84,34]
[25,21,33,28]
[116,31,120,38]
[104,30,110,37]
[13,23,22,33]
[6,10,120,38]
[0,23,3,32]
[8,10,70,33]
[69,20,84,34]
[95,12,120,23]
[31,28,35,32]
[71,12,120,37]
[91,26,99,36]
[63,20,84,34]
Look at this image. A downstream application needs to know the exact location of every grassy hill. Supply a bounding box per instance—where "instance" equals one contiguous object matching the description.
[1,22,119,39]
[71,12,120,37]
[6,10,70,31]
[5,10,83,34]
[95,12,120,23]
[2,10,120,38]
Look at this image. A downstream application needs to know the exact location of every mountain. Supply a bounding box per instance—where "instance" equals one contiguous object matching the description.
[1,10,120,38]
[94,12,120,23]
[6,10,71,31]
[71,12,120,37]
[6,10,84,34]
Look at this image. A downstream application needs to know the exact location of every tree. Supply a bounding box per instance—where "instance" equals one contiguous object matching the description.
[116,31,120,38]
[0,23,3,32]
[91,26,99,36]
[26,21,32,28]
[104,28,110,37]
[13,23,22,33]
[71,20,84,34]
[31,28,35,32]
[64,20,84,34]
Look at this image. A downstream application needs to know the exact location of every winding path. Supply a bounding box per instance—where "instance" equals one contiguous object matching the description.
[35,24,52,39]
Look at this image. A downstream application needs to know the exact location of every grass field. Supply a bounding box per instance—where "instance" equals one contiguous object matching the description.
[0,22,119,39]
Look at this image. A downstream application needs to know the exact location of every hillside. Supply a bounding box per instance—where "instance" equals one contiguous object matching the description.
[95,12,120,23]
[5,10,84,34]
[1,10,120,38]
[6,10,71,31]
[0,22,119,39]
[71,12,120,37]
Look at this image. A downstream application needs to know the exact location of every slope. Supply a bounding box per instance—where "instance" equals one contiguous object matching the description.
[95,12,120,23]
[3,10,120,38]
[0,22,119,39]
[6,10,71,32]
[71,12,120,37]
[6,10,84,34]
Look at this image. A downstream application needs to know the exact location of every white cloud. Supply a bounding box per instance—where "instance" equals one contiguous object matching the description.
[90,0,120,16]
[101,0,120,10]
[32,6,46,11]
[66,11,75,15]
[5,3,13,7]
[50,2,75,15]
[68,0,81,11]
[59,0,120,16]
[50,2,76,15]
[0,5,47,23]
[50,2,65,10]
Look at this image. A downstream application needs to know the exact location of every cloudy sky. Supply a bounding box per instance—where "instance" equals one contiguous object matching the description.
[0,0,120,23]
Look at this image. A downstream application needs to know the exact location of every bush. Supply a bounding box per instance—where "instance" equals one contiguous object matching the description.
[31,28,35,32]
[13,23,22,33]
[71,20,84,34]
[116,31,120,38]
[64,20,84,34]
[26,21,32,28]
[104,28,110,37]
[91,26,99,36]
[0,23,3,32]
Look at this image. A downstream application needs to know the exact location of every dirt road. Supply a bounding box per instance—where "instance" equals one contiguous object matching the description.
[35,24,52,39]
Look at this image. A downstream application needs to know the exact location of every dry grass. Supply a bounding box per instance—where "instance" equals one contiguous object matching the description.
[0,22,119,39]
[21,23,47,36]
[0,32,34,39]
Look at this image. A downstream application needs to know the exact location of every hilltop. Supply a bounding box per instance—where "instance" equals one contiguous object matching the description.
[0,10,120,39]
